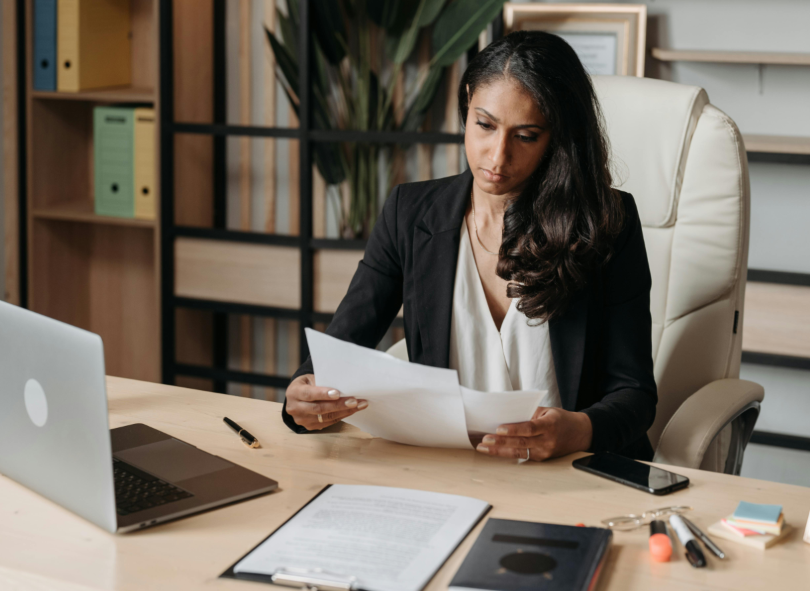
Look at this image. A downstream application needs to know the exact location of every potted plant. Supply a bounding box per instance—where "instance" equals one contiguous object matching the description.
[267,0,505,239]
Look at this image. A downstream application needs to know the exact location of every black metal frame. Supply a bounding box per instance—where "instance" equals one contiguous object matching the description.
[748,151,810,166]
[750,430,810,452]
[159,0,464,392]
[748,268,810,287]
[16,0,28,308]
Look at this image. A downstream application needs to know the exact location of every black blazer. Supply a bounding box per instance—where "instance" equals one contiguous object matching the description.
[284,169,658,460]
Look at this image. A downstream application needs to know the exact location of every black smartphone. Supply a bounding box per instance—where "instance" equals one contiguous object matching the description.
[572,452,689,495]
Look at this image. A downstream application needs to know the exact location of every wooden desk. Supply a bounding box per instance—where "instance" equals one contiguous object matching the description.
[1,377,809,590]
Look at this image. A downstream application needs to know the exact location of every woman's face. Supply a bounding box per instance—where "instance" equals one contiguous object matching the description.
[464,78,551,198]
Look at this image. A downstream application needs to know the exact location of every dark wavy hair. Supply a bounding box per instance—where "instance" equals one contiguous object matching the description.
[459,30,624,322]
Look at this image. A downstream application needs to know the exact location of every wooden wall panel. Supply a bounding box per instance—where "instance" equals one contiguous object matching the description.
[175,307,214,392]
[313,249,363,313]
[29,222,159,380]
[30,220,91,326]
[743,282,810,358]
[2,0,19,304]
[175,238,300,308]
[88,225,159,381]
[130,0,156,90]
[30,100,92,209]
[173,0,213,227]
[313,249,405,317]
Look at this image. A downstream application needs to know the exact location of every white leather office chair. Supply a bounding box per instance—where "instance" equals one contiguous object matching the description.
[387,76,763,475]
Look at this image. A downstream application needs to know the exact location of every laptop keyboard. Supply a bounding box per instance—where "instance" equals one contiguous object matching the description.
[113,458,194,516]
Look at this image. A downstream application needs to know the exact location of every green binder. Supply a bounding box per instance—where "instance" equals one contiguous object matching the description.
[94,106,134,218]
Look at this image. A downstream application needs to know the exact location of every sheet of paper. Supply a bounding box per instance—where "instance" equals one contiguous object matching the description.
[461,386,545,435]
[233,485,491,591]
[305,329,471,448]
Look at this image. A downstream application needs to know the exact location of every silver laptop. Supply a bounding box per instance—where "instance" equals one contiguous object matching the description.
[0,301,278,533]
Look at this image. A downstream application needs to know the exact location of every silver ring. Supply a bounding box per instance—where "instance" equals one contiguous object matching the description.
[525,448,531,461]
[317,414,323,423]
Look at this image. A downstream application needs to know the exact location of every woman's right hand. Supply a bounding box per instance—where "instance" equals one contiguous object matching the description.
[285,374,368,430]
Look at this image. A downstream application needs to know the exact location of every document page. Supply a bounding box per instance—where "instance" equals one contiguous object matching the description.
[305,330,542,448]
[233,485,491,591]
[461,387,545,436]
[306,329,471,448]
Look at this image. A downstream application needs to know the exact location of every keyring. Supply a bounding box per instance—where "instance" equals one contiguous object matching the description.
[317,414,323,423]
[525,448,531,461]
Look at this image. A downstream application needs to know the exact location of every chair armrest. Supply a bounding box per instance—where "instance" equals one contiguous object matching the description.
[653,379,764,470]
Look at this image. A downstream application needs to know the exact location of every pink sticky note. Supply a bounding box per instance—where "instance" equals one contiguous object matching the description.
[722,519,761,537]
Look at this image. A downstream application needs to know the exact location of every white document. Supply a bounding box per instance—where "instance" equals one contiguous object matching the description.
[233,484,491,591]
[461,386,545,435]
[306,329,471,448]
[305,329,542,449]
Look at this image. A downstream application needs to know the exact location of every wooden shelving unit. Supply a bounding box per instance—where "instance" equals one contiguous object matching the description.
[743,282,810,359]
[32,200,156,228]
[742,134,810,156]
[31,86,155,103]
[23,0,161,382]
[651,48,810,66]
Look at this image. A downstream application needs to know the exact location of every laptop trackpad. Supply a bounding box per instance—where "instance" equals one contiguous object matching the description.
[115,439,233,483]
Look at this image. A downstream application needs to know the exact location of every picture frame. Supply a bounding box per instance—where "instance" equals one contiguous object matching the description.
[503,3,647,77]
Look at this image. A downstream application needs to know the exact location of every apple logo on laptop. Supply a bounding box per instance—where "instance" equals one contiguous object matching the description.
[24,378,48,427]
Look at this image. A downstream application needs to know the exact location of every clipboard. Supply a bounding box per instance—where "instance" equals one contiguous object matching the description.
[219,484,492,591]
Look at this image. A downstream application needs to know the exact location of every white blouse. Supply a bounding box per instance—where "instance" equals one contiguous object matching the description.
[449,221,561,408]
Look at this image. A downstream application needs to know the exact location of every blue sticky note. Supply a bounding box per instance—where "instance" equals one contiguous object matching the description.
[733,501,783,523]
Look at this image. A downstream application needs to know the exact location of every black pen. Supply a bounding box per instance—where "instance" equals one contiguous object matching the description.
[223,417,261,449]
[670,515,707,568]
[682,516,725,559]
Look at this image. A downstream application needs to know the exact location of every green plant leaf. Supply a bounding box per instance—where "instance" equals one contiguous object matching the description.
[314,143,347,185]
[386,0,428,64]
[400,65,445,132]
[417,0,448,26]
[311,42,331,109]
[431,0,505,67]
[367,0,418,33]
[276,8,298,63]
[266,27,299,100]
[366,0,399,29]
[287,0,300,31]
[311,0,347,64]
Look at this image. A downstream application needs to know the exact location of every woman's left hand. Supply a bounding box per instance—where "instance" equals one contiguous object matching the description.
[475,407,593,461]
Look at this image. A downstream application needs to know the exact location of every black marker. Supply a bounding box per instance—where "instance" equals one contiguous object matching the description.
[670,515,707,568]
[682,515,725,559]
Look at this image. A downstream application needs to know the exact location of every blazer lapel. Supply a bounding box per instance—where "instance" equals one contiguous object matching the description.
[548,290,589,411]
[413,170,473,369]
[412,167,590,412]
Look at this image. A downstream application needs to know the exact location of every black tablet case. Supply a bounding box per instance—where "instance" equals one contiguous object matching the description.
[448,518,612,591]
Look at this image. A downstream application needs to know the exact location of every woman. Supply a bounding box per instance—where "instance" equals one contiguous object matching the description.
[282,31,657,462]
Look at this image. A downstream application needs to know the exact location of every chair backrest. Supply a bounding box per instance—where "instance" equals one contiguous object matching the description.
[591,76,751,451]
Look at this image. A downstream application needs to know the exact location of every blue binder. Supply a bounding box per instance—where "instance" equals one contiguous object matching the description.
[33,0,57,91]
